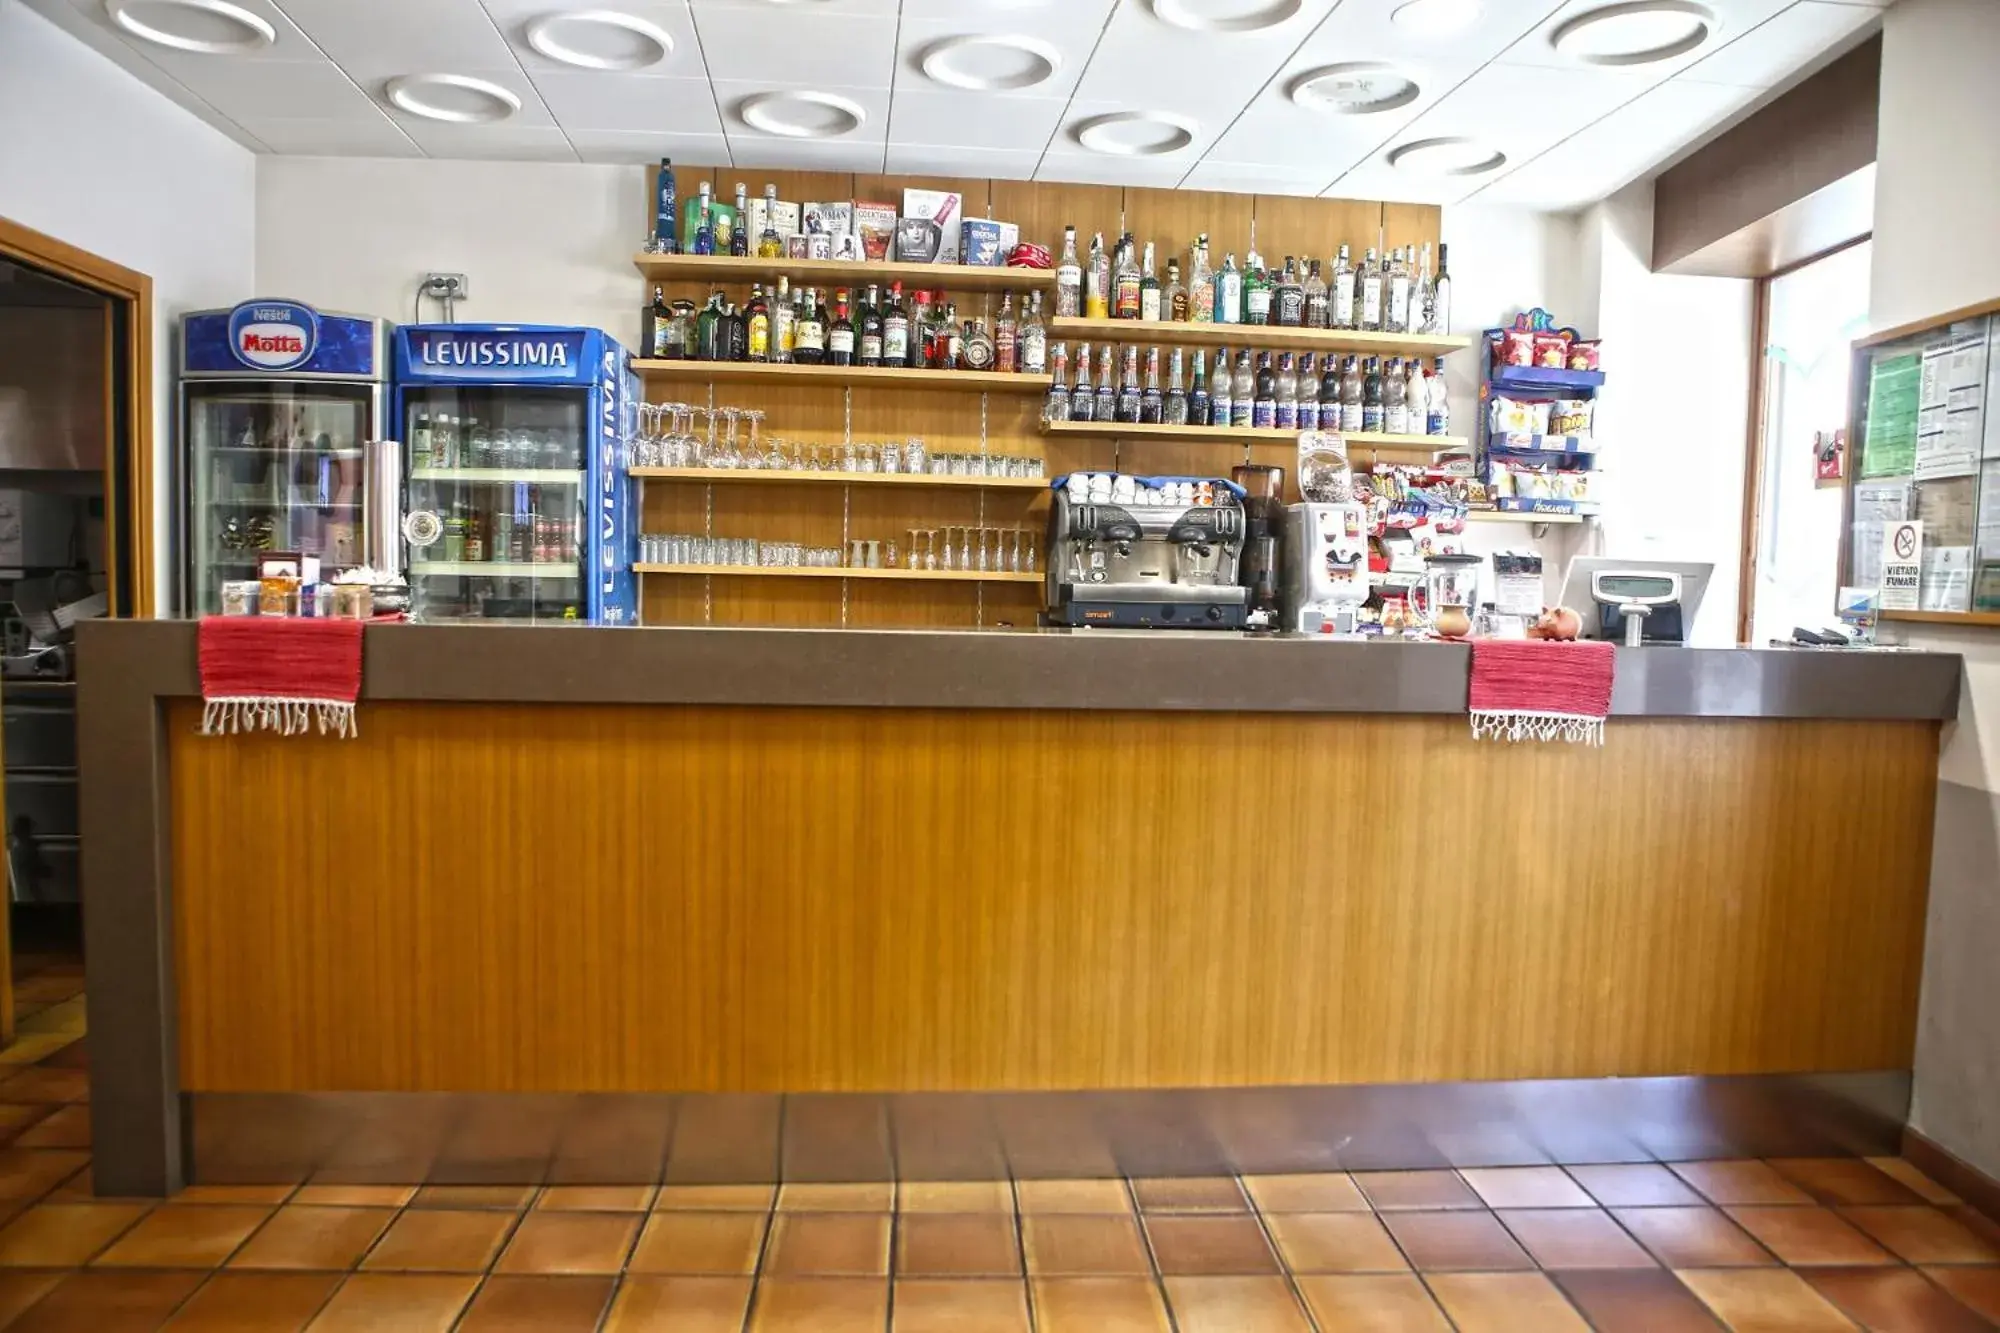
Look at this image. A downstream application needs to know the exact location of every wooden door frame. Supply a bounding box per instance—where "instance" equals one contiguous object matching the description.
[0,214,156,618]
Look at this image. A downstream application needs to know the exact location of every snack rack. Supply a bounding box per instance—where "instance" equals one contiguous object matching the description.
[1478,309,1605,519]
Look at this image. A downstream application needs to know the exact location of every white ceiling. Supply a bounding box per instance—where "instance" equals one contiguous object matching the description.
[23,0,1887,210]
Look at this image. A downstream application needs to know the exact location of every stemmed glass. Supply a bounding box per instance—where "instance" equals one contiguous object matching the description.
[740,409,765,470]
[907,529,923,570]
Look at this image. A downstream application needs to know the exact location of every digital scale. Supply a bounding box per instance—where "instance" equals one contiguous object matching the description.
[1557,557,1714,646]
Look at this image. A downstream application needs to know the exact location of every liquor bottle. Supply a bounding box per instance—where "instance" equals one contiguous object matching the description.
[943,302,965,369]
[1252,354,1277,428]
[464,505,484,563]
[1244,222,1270,326]
[1387,247,1412,335]
[724,301,747,361]
[1362,357,1384,433]
[1231,348,1254,427]
[695,293,721,360]
[771,276,796,363]
[1427,356,1450,435]
[1429,244,1452,336]
[1359,247,1383,332]
[1056,226,1083,318]
[1113,235,1141,319]
[827,290,855,366]
[1086,231,1111,319]
[1189,350,1210,426]
[758,184,783,258]
[1116,346,1141,424]
[1165,258,1187,323]
[1274,352,1297,429]
[1303,259,1329,329]
[1164,347,1188,425]
[730,183,750,257]
[644,285,671,358]
[1274,257,1304,327]
[692,182,716,255]
[962,318,995,371]
[1095,345,1116,421]
[1413,242,1435,334]
[652,158,679,254]
[905,290,930,368]
[881,281,909,366]
[1139,242,1162,322]
[1020,292,1048,374]
[994,291,1018,373]
[859,284,884,367]
[1340,355,1363,432]
[793,287,825,364]
[746,283,771,362]
[1383,357,1407,434]
[1318,355,1342,431]
[1070,342,1095,422]
[1045,343,1071,423]
[1216,253,1243,324]
[1140,347,1163,424]
[1209,345,1232,426]
[411,413,433,469]
[1189,235,1216,324]
[1295,351,1318,428]
[1332,243,1356,330]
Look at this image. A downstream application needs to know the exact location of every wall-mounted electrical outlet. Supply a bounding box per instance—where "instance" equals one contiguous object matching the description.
[421,272,468,300]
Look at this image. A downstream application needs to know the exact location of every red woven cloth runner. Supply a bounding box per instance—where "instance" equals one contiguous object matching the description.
[1468,638,1616,745]
[197,615,363,737]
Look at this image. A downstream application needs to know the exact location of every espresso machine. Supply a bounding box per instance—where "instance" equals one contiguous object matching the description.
[1045,473,1249,628]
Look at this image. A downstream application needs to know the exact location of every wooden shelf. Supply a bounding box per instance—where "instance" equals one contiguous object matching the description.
[1466,509,1588,525]
[411,561,579,578]
[411,467,581,485]
[634,253,1055,293]
[631,467,1046,490]
[636,564,1040,584]
[633,359,1052,394]
[1048,316,1471,357]
[1880,609,2000,626]
[1040,421,1470,453]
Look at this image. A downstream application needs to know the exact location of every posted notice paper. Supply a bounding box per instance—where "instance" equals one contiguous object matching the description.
[1850,477,1912,587]
[1922,545,1973,612]
[1880,520,1923,610]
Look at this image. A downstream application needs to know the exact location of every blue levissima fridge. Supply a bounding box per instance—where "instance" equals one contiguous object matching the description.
[178,301,391,615]
[393,324,637,625]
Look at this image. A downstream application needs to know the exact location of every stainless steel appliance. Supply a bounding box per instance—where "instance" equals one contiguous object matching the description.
[1045,473,1248,629]
[1277,502,1371,634]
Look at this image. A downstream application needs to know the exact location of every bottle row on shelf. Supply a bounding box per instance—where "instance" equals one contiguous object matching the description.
[1055,227,1451,336]
[1044,343,1452,438]
[644,280,1050,373]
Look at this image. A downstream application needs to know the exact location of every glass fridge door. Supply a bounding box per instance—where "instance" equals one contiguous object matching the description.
[403,386,586,623]
[189,384,372,613]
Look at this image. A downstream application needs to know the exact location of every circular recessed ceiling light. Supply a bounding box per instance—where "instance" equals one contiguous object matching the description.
[1387,135,1506,176]
[525,10,673,71]
[738,90,867,139]
[919,35,1062,91]
[1148,0,1303,34]
[385,74,522,124]
[1288,62,1421,115]
[105,0,275,54]
[1552,0,1716,65]
[1390,0,1481,37]
[1074,111,1198,157]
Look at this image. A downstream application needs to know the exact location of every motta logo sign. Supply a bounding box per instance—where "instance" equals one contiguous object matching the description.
[226,301,319,372]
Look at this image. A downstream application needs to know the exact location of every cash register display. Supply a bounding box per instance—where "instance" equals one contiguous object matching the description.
[1596,574,1678,603]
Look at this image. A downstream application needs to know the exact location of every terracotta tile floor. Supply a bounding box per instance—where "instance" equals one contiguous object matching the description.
[1,959,1998,1329]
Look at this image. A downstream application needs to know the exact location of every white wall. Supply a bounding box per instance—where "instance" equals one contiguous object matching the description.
[256,157,648,347]
[0,2,256,611]
[1869,0,2000,1183]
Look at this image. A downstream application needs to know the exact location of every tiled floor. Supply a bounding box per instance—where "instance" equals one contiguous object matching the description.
[1,960,1998,1329]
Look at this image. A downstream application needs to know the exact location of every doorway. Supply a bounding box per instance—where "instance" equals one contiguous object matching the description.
[0,215,155,1048]
[1748,240,1874,646]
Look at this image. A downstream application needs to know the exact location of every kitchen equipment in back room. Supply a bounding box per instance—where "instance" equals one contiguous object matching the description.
[1045,472,1248,629]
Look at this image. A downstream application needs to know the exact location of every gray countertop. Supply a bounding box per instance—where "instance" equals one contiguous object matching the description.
[75,621,1963,720]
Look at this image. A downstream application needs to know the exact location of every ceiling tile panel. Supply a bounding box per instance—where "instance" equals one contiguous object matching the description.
[690,7,897,86]
[568,127,733,164]
[478,0,706,77]
[887,89,1067,153]
[397,122,580,161]
[1497,0,1794,77]
[1178,160,1336,197]
[273,0,520,81]
[712,78,887,140]
[1679,0,1879,87]
[529,71,721,132]
[1064,0,1339,121]
[243,114,424,156]
[1037,152,1189,189]
[689,0,897,14]
[884,144,1043,180]
[374,66,558,128]
[61,0,326,65]
[162,59,381,123]
[893,6,1113,100]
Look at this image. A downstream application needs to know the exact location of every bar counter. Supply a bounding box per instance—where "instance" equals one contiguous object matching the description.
[79,622,1962,1193]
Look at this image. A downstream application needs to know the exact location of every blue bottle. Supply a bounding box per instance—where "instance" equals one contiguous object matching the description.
[653,159,679,254]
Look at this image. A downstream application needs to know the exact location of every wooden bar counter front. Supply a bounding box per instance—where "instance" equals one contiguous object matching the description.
[80,622,1961,1195]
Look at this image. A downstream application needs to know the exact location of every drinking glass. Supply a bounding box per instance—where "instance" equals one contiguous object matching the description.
[743,410,766,470]
[957,526,972,571]
[907,528,923,570]
[1008,528,1024,573]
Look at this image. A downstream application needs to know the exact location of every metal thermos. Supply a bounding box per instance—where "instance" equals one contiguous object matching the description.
[362,437,405,577]
[1232,464,1285,620]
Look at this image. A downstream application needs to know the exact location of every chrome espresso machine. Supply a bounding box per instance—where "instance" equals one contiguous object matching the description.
[1045,473,1249,628]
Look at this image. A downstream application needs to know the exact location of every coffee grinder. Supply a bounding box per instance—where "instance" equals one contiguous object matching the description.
[1232,464,1284,631]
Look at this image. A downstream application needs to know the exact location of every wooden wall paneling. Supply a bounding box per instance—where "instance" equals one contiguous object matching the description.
[986,182,1123,268]
[1381,202,1444,259]
[172,705,1937,1094]
[1121,186,1254,278]
[1252,196,1383,268]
